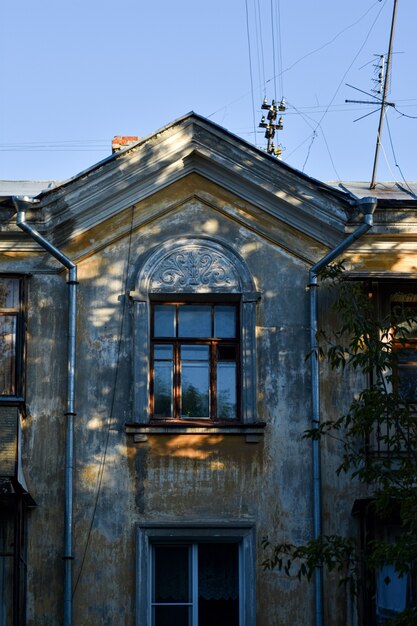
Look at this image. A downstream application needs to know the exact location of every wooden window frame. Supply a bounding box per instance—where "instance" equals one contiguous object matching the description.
[136,523,256,626]
[353,500,416,625]
[391,300,417,403]
[150,541,240,625]
[150,302,240,421]
[0,276,25,401]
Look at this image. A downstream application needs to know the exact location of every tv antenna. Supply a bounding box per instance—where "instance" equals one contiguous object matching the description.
[345,0,398,189]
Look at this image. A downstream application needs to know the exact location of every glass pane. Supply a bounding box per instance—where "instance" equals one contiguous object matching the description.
[214,306,236,338]
[154,362,173,417]
[0,513,14,626]
[397,347,417,363]
[178,306,211,337]
[0,279,19,309]
[217,345,237,361]
[154,345,173,360]
[398,364,417,402]
[217,362,237,420]
[154,306,176,337]
[181,345,209,361]
[153,546,190,603]
[392,302,417,339]
[198,543,239,626]
[153,605,191,626]
[181,363,210,418]
[0,316,16,395]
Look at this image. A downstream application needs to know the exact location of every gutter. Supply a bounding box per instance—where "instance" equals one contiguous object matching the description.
[308,196,377,626]
[13,196,77,626]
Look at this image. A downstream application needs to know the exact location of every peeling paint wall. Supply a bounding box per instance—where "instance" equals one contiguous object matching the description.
[7,188,365,626]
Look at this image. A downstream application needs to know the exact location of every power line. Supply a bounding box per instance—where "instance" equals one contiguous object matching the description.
[244,0,257,144]
[270,0,277,100]
[302,0,387,173]
[302,132,317,172]
[206,0,388,124]
[385,112,415,194]
[256,0,266,93]
[266,0,388,87]
[253,0,263,102]
[393,106,417,120]
[276,0,284,98]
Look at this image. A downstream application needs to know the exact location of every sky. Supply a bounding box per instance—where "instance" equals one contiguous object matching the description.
[1,0,416,185]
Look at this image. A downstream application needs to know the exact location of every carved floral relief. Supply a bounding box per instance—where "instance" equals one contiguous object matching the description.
[148,246,239,291]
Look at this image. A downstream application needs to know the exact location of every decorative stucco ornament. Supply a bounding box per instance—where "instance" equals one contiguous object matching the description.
[149,245,239,291]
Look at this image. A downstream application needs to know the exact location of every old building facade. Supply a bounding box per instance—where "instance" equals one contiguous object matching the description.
[0,113,416,625]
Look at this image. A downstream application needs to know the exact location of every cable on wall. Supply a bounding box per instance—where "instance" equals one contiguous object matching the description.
[72,205,136,597]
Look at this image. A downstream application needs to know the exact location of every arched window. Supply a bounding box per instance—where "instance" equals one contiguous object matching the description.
[130,237,260,426]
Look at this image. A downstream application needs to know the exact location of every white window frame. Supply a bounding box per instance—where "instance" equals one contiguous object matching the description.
[136,523,256,626]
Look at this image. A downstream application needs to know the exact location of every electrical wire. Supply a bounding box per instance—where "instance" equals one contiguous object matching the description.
[208,0,386,118]
[276,0,284,98]
[291,98,340,179]
[302,132,317,172]
[266,0,387,87]
[0,139,108,152]
[302,0,387,173]
[244,0,257,145]
[385,112,416,194]
[270,0,277,100]
[72,204,136,597]
[253,0,263,103]
[393,106,417,120]
[207,0,388,135]
[380,140,398,182]
[256,0,266,95]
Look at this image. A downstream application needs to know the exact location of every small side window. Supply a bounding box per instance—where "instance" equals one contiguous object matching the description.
[0,277,24,399]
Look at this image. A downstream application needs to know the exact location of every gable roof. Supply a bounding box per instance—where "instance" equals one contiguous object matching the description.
[1,113,416,268]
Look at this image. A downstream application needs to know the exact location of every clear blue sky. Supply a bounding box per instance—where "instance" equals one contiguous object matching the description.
[1,0,416,184]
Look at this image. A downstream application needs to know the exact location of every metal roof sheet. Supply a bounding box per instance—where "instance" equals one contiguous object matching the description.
[327,181,417,202]
[0,180,59,197]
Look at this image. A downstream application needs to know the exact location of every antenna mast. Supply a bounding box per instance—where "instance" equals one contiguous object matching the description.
[370,0,398,189]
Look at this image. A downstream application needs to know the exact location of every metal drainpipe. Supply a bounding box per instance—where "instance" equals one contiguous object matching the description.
[14,197,77,626]
[309,196,377,626]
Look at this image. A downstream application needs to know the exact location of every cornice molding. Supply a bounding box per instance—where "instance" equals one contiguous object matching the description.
[1,117,416,266]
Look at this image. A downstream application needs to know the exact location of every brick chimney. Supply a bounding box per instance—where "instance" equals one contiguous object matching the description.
[112,136,140,154]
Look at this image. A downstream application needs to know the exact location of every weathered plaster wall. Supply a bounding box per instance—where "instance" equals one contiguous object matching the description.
[11,188,365,625]
[70,200,315,625]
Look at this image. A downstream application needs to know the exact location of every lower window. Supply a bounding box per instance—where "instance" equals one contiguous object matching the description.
[152,542,239,626]
[136,525,256,626]
[353,500,416,625]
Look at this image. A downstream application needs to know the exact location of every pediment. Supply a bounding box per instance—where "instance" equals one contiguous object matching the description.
[0,115,353,261]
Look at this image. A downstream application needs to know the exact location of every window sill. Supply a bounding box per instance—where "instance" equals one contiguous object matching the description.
[125,420,266,443]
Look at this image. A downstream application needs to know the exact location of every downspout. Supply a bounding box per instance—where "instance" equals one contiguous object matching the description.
[13,197,77,626]
[309,196,377,626]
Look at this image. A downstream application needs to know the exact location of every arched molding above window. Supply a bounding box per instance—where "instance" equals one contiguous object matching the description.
[133,237,257,300]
